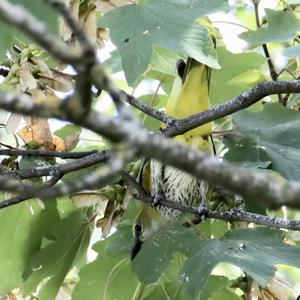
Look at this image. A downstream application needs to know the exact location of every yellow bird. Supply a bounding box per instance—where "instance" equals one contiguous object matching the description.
[131,58,213,259]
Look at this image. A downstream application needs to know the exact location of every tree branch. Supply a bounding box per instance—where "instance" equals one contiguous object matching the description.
[0,148,131,203]
[125,174,300,231]
[164,80,300,136]
[0,148,99,159]
[0,173,63,209]
[2,89,300,210]
[122,91,174,124]
[2,149,111,180]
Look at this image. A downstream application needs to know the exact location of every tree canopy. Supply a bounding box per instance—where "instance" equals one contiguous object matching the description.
[0,0,300,299]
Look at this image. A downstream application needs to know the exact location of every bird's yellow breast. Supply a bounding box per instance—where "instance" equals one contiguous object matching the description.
[165,63,212,150]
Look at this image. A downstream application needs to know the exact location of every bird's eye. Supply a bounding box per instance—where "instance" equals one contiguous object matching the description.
[134,224,143,235]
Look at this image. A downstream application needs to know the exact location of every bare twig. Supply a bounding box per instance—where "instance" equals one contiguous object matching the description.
[123,92,173,124]
[125,174,300,231]
[0,148,131,204]
[0,173,63,208]
[253,0,278,82]
[3,149,111,180]
[0,148,98,159]
[165,80,300,136]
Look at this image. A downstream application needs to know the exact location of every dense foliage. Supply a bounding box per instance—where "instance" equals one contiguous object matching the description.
[0,0,300,299]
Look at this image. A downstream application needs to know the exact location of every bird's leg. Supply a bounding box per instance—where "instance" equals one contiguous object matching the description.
[182,198,208,227]
[192,198,208,225]
[192,182,209,225]
[151,190,165,207]
[231,195,246,212]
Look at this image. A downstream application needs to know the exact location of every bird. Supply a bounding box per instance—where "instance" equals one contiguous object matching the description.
[131,57,213,260]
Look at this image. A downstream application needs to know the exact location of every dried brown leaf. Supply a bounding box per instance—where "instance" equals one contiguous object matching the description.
[71,191,108,212]
[18,118,53,146]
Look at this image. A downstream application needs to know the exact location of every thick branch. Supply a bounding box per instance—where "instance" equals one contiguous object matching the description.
[1,79,300,210]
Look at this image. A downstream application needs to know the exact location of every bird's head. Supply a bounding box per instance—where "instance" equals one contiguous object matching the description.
[130,204,165,260]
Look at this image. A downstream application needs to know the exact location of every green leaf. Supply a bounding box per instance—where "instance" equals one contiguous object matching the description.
[232,103,300,180]
[54,124,82,140]
[22,210,91,300]
[150,45,183,77]
[199,219,230,239]
[240,9,300,47]
[132,224,195,285]
[201,275,231,300]
[0,0,58,59]
[207,288,242,300]
[19,155,55,170]
[132,223,300,297]
[146,70,175,94]
[181,227,300,295]
[139,94,168,109]
[283,45,300,57]
[223,137,271,169]
[210,48,266,104]
[144,282,194,300]
[102,50,123,74]
[104,222,133,257]
[72,241,139,300]
[98,0,227,84]
[0,199,59,294]
[144,285,169,300]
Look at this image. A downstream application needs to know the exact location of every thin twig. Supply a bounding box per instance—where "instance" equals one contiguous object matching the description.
[165,80,300,136]
[0,148,99,159]
[124,91,172,124]
[252,0,284,104]
[0,148,132,205]
[0,173,63,208]
[125,174,300,231]
[253,1,278,81]
[3,149,111,180]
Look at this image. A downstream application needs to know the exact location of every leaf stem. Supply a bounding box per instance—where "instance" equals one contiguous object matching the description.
[132,282,146,300]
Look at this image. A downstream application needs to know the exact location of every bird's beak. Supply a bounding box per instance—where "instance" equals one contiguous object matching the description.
[130,236,143,260]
